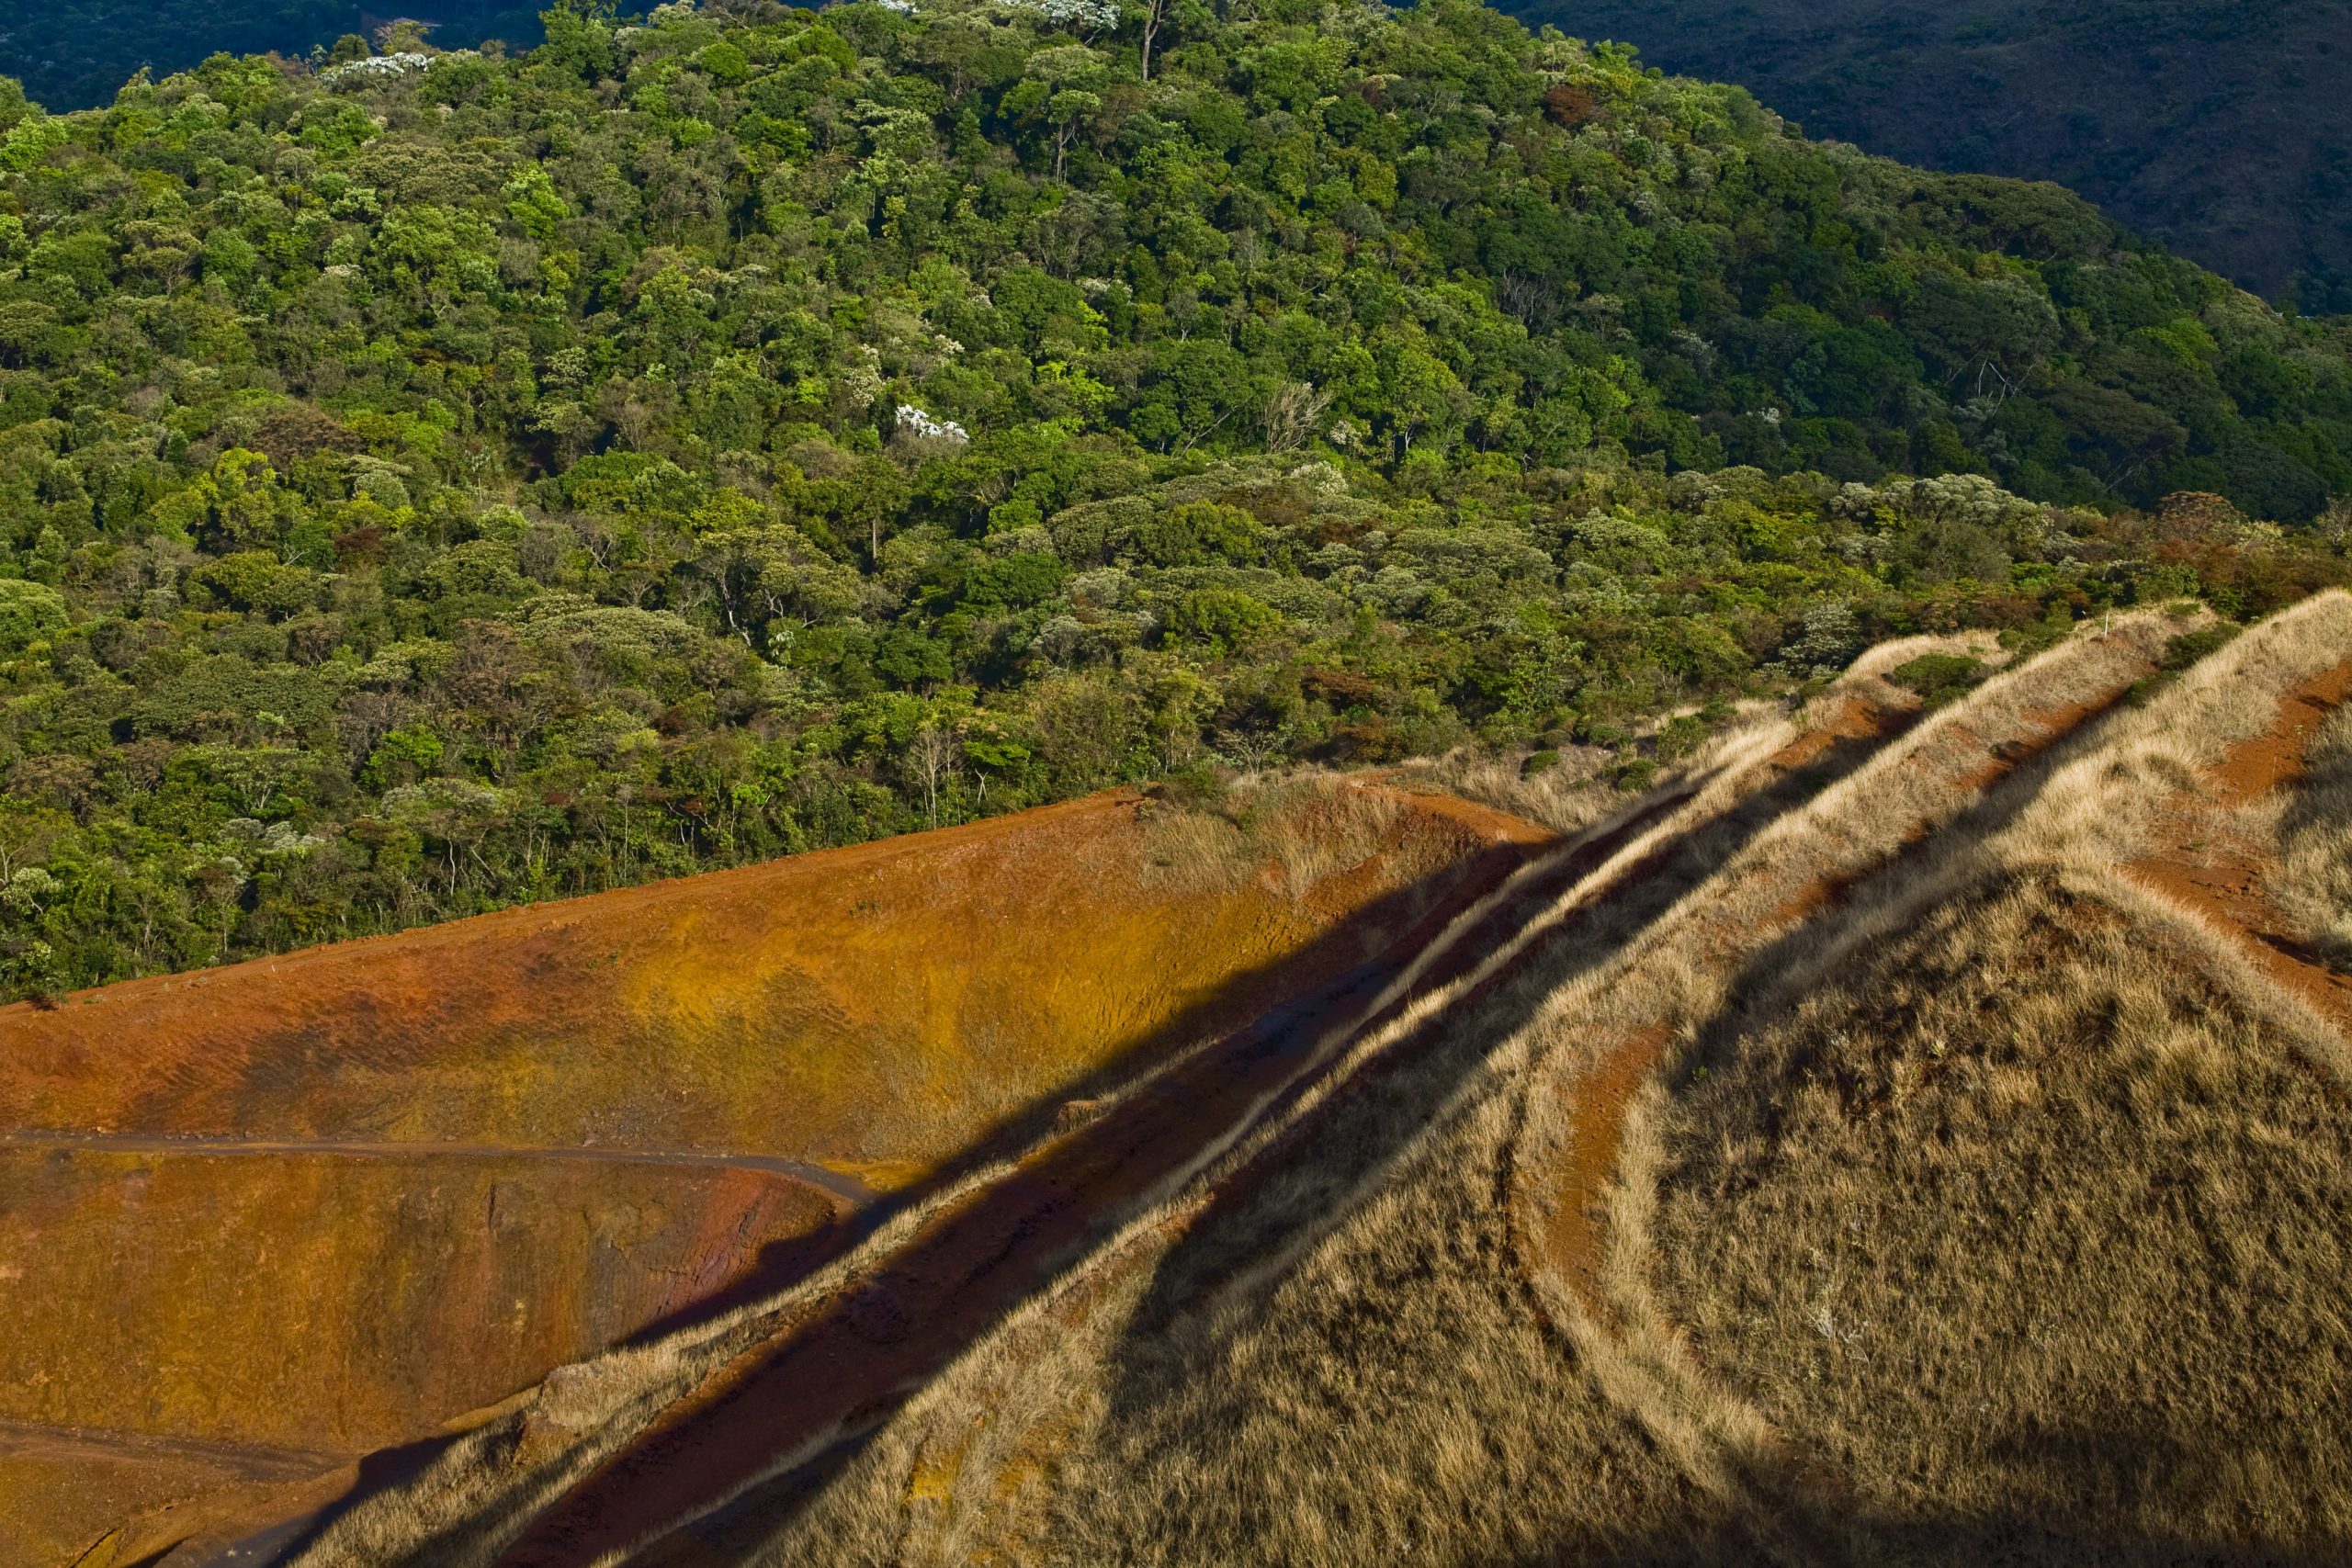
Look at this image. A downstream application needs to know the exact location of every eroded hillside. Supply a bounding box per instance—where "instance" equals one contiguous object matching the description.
[278,596,2352,1568]
[2,778,1545,1566]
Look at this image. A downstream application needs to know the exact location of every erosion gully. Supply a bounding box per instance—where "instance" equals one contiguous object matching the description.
[2126,656,2352,1035]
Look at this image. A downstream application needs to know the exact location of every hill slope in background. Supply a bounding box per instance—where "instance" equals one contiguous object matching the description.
[14,1,2350,308]
[1494,0,2352,312]
[0,1,546,113]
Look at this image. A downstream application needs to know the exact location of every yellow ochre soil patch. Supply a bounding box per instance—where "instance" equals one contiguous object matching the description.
[0,784,1532,1176]
[0,1423,331,1568]
[1,780,1541,1568]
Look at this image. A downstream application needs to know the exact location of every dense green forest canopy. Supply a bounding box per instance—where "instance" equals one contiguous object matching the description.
[0,0,2346,999]
[1491,0,2352,313]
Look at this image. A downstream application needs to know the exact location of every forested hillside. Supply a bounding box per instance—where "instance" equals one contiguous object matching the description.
[1495,0,2352,312]
[0,0,2346,1000]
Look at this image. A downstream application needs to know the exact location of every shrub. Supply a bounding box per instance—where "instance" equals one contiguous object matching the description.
[1887,652,1992,709]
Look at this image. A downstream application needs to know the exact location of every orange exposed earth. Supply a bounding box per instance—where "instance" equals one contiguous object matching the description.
[0,782,1548,1566]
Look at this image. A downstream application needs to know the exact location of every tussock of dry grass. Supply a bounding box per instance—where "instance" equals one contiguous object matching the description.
[745,1055,1736,1568]
[1981,595,2350,877]
[1136,774,1444,904]
[1842,627,2008,681]
[1393,744,1624,837]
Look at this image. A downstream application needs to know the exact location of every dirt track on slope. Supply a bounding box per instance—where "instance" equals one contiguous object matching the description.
[0,1132,881,1205]
[1525,630,2175,1314]
[2126,658,2352,1034]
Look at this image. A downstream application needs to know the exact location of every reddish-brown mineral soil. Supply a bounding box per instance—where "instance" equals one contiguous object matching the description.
[471,803,1554,1568]
[4,784,1538,1568]
[2126,658,2352,1033]
[2210,659,2352,805]
[1538,1024,1673,1309]
[0,1143,848,1453]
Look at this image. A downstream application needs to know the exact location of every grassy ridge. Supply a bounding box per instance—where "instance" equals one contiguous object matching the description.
[1635,591,2352,1561]
[234,603,2352,1565]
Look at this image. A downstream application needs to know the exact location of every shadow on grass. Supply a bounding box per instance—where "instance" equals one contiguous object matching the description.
[616,718,1916,1565]
[906,664,2253,1568]
[518,667,2338,1567]
[245,796,1555,1565]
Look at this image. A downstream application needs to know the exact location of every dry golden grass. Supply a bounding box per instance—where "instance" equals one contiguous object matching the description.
[1611,590,2352,1564]
[291,602,2352,1568]
[1645,868,2352,1562]
[1394,743,1626,837]
[1135,773,1451,908]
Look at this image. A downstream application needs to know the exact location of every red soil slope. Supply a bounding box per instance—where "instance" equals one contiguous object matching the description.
[1,789,1524,1177]
[2127,658,2352,1031]
[364,679,1928,1568]
[0,783,1544,1568]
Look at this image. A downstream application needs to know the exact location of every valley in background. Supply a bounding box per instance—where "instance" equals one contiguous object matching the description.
[1493,0,2352,312]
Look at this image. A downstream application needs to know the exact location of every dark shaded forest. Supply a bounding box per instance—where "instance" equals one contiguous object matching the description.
[1494,0,2352,311]
[0,0,547,112]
